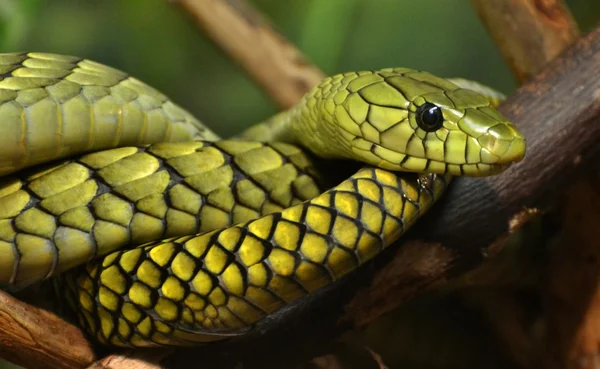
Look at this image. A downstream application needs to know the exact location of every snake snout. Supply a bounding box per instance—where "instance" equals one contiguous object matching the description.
[478,124,526,164]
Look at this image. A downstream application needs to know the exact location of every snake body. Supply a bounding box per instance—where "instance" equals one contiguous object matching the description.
[0,140,324,286]
[0,52,525,347]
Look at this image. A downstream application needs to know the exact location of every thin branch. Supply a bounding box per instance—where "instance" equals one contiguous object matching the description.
[170,0,325,109]
[470,0,579,82]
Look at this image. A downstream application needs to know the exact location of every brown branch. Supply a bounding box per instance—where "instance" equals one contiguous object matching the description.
[470,0,579,83]
[0,290,95,369]
[467,2,600,369]
[543,177,600,369]
[0,290,172,369]
[85,350,172,369]
[170,0,325,109]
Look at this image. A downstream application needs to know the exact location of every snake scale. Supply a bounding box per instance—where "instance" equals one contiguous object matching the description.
[0,52,525,347]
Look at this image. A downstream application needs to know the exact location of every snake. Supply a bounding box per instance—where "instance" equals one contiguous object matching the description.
[0,52,526,347]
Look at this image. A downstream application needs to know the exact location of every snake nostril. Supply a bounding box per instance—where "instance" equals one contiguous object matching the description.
[478,124,526,163]
[503,137,526,162]
[478,135,498,157]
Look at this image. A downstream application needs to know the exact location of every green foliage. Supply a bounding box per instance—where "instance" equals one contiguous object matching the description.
[0,0,598,137]
[0,0,521,138]
[298,0,360,74]
[0,0,43,50]
[570,0,600,31]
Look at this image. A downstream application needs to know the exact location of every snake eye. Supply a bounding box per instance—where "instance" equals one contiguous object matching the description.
[416,103,444,132]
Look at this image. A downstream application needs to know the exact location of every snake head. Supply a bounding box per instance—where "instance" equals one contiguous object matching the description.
[309,68,526,176]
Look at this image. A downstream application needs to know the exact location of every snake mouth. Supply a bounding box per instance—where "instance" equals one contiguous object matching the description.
[352,133,524,177]
[352,140,524,177]
[354,142,517,177]
[374,158,511,177]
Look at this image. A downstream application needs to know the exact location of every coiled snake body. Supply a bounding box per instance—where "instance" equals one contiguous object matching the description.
[0,52,525,347]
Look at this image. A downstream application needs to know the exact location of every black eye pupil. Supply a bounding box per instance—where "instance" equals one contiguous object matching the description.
[416,102,443,132]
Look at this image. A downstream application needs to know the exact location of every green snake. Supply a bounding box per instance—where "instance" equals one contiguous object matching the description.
[0,52,525,347]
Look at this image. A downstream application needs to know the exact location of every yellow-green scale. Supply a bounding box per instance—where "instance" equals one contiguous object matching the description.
[0,52,219,176]
[0,140,323,286]
[65,168,449,347]
[0,52,526,349]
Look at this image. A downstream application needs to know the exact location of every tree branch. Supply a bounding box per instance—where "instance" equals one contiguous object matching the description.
[466,2,600,368]
[470,0,579,82]
[0,290,95,369]
[85,350,172,369]
[170,0,325,109]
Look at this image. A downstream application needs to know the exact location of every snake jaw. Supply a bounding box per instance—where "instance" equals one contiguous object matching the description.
[351,136,524,177]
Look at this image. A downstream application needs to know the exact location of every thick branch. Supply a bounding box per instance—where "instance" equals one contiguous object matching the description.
[465,2,597,369]
[170,0,325,109]
[469,0,579,82]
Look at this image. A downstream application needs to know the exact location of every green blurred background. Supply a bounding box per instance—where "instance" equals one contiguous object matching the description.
[0,0,596,139]
[0,0,598,368]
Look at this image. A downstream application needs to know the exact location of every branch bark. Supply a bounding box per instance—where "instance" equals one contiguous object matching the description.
[469,2,600,369]
[170,0,325,110]
[470,0,579,82]
[0,290,95,369]
[85,350,172,369]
